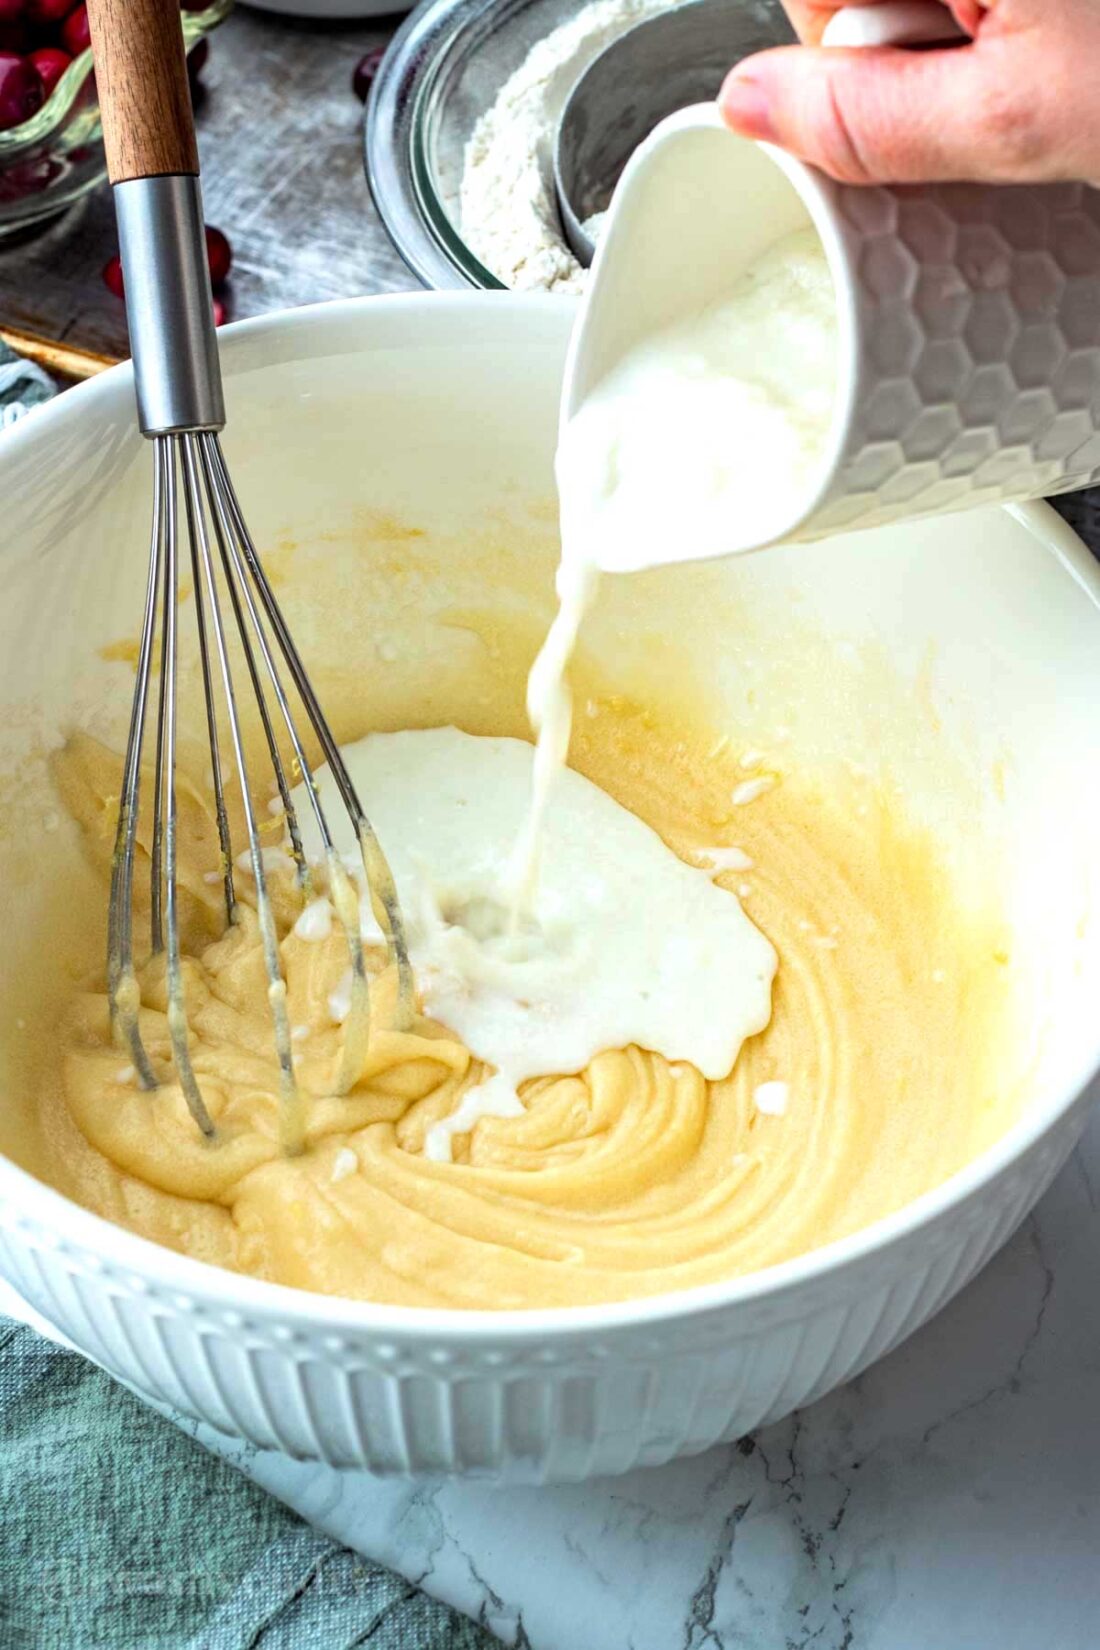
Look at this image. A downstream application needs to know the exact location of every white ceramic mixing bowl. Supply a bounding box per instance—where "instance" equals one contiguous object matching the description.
[1,293,1100,1484]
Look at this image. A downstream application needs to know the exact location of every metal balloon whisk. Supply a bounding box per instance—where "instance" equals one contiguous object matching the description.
[87,0,411,1152]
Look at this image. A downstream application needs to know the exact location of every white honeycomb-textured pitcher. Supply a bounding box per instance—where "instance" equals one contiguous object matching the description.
[565,4,1100,557]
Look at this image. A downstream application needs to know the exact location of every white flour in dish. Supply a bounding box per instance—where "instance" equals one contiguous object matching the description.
[459,0,670,293]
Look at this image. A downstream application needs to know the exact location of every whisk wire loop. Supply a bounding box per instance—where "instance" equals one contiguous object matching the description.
[194,438,310,895]
[182,444,237,931]
[178,433,302,1151]
[195,434,374,1092]
[159,439,216,1139]
[149,445,169,955]
[207,439,415,1025]
[106,446,163,1096]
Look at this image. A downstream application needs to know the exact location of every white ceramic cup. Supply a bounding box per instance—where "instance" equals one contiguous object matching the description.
[564,4,1100,558]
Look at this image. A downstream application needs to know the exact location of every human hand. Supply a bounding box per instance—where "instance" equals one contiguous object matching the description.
[720,1,1100,187]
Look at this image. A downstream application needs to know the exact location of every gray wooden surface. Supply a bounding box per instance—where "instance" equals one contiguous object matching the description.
[0,4,417,362]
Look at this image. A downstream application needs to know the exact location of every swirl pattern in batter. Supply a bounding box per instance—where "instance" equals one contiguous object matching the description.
[31,689,1023,1311]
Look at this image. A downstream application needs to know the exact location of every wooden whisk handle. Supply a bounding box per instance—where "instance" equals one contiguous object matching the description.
[85,0,199,183]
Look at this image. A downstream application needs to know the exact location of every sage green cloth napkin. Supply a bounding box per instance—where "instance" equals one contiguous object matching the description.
[0,339,498,1650]
[0,339,55,427]
[0,1315,498,1649]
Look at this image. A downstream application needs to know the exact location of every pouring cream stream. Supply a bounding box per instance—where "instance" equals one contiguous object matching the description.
[511,225,838,911]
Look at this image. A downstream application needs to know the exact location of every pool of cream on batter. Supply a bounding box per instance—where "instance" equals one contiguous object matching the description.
[298,728,775,1162]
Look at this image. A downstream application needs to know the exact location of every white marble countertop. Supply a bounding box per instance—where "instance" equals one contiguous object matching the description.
[8,1098,1100,1648]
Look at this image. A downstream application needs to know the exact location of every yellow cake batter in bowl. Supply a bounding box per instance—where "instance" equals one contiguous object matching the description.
[38,634,1019,1310]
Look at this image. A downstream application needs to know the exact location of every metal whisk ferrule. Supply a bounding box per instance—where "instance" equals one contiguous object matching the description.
[106,175,412,1151]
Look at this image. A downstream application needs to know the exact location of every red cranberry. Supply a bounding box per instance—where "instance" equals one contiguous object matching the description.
[102,253,124,300]
[0,0,25,23]
[204,224,231,289]
[180,0,208,11]
[212,297,226,327]
[187,36,208,80]
[29,45,69,96]
[59,2,88,55]
[0,151,59,201]
[0,51,41,130]
[25,0,70,23]
[352,46,384,103]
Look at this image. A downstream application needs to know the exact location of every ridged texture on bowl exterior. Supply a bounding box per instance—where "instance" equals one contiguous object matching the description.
[0,1105,1083,1482]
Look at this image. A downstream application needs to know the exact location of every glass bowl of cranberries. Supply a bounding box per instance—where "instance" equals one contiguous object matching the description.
[0,0,231,235]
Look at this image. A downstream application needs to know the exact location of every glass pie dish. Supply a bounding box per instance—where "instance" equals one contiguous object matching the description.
[0,0,231,237]
[367,0,603,290]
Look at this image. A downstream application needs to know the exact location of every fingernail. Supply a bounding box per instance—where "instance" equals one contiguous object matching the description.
[720,73,776,143]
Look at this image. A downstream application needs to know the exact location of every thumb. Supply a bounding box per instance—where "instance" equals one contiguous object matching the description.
[719,42,1043,185]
